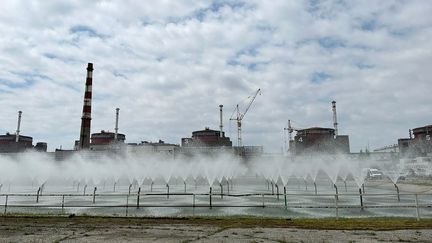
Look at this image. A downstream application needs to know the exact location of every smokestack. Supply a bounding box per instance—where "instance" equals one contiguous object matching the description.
[16,111,22,142]
[78,63,93,149]
[332,101,338,136]
[114,108,120,141]
[219,105,223,138]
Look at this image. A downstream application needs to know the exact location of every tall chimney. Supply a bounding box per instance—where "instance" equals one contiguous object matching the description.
[114,108,120,141]
[219,105,223,138]
[78,63,93,149]
[16,111,22,142]
[332,101,338,136]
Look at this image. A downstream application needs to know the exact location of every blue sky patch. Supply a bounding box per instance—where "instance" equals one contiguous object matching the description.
[311,72,332,84]
[318,37,345,49]
[70,25,106,38]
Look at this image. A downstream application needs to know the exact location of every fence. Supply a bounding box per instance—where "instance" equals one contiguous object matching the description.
[1,191,431,220]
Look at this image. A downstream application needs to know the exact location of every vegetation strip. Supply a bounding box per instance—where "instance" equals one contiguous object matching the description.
[1,215,432,230]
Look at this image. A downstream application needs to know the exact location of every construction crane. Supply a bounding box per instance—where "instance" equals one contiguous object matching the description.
[230,88,261,147]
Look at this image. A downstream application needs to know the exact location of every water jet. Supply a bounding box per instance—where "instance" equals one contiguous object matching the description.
[83,184,87,196]
[275,183,279,200]
[219,183,223,199]
[313,181,317,195]
[271,181,274,195]
[36,187,41,203]
[166,183,169,199]
[128,184,132,195]
[344,180,347,192]
[209,187,212,209]
[394,183,400,202]
[136,187,141,209]
[359,188,364,211]
[93,187,97,203]
[226,180,230,194]
[333,184,338,201]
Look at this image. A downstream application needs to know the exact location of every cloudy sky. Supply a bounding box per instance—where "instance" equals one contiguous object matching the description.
[0,0,431,152]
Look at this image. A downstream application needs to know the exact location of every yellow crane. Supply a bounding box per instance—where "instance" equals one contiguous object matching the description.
[230,89,261,147]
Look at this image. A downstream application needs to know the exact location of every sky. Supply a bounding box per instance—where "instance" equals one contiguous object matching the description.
[0,0,431,153]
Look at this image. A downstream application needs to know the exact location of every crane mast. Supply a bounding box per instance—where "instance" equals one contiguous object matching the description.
[230,89,261,147]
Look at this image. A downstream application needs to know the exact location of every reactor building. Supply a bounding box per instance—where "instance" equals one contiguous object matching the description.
[398,125,432,158]
[288,101,350,155]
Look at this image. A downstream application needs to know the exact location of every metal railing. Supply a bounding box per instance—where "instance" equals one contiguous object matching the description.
[1,191,431,220]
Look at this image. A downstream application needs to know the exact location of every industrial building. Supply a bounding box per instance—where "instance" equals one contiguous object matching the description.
[181,128,232,147]
[288,101,350,155]
[127,140,179,157]
[290,127,350,155]
[399,125,432,158]
[0,111,47,153]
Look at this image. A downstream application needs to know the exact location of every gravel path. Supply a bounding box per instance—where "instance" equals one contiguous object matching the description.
[1,217,432,242]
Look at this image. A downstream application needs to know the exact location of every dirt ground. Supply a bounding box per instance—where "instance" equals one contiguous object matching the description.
[1,216,432,242]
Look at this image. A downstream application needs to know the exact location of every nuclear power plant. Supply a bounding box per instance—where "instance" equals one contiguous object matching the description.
[1,62,430,166]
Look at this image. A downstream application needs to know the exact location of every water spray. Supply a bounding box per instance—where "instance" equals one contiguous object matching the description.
[226,180,230,195]
[150,181,154,192]
[93,187,97,203]
[333,184,339,201]
[77,182,80,193]
[183,181,187,193]
[128,184,132,196]
[83,184,87,196]
[314,181,317,195]
[394,183,400,202]
[362,183,365,194]
[166,184,169,199]
[219,183,223,199]
[40,183,46,196]
[344,180,347,192]
[113,182,117,192]
[0,184,2,192]
[266,180,269,191]
[359,188,364,211]
[194,178,197,189]
[304,179,308,191]
[275,184,279,200]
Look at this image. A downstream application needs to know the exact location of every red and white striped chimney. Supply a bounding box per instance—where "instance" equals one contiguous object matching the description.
[78,63,93,149]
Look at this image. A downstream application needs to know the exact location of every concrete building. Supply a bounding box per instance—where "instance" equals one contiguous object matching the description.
[0,133,34,153]
[290,127,350,155]
[127,140,179,157]
[399,125,432,158]
[181,127,232,147]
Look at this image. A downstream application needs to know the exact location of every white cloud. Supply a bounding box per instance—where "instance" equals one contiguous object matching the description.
[0,0,431,152]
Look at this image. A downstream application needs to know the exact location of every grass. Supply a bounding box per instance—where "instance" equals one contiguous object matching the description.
[1,215,432,230]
